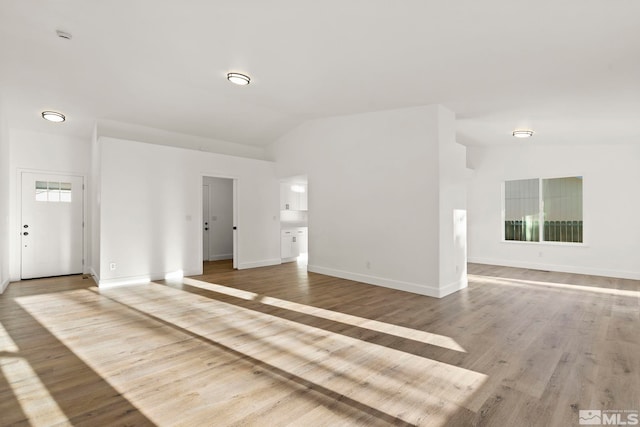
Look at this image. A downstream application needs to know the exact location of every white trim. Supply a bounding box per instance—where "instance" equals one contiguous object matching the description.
[439,276,468,298]
[0,277,9,294]
[500,240,587,247]
[307,264,459,298]
[88,266,99,285]
[208,253,233,261]
[199,174,239,269]
[238,258,281,270]
[468,257,640,281]
[99,275,151,288]
[98,269,200,288]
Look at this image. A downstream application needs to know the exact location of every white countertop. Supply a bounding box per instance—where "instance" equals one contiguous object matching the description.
[281,223,308,229]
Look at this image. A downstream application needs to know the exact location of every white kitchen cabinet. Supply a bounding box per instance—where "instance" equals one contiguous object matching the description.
[280,183,307,211]
[296,228,308,254]
[298,189,308,211]
[280,184,296,211]
[281,229,300,260]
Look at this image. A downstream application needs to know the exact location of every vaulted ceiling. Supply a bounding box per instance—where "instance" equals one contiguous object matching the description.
[1,0,639,148]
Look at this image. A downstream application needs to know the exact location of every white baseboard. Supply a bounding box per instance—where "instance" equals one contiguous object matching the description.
[439,276,468,297]
[307,265,462,298]
[238,258,281,270]
[88,267,99,285]
[207,254,233,261]
[99,274,152,288]
[98,269,200,288]
[468,257,640,281]
[0,277,9,294]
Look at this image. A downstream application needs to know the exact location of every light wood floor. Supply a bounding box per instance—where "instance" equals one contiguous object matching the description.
[0,262,638,426]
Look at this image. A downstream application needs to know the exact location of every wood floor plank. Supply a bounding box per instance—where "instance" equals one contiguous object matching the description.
[0,261,638,426]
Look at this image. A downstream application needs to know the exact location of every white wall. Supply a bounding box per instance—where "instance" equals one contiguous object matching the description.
[467,144,640,280]
[0,99,10,293]
[89,125,101,278]
[97,120,267,160]
[203,176,233,261]
[269,105,467,297]
[97,137,280,285]
[8,129,91,281]
[437,107,469,293]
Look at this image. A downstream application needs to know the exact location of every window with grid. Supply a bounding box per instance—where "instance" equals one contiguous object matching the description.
[35,181,72,203]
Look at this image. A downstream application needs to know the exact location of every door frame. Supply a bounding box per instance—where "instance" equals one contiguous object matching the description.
[16,168,88,280]
[200,174,239,270]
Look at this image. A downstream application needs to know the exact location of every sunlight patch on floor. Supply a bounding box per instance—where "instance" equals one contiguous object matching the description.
[470,274,640,298]
[15,286,487,426]
[0,321,19,353]
[1,357,71,426]
[182,277,467,352]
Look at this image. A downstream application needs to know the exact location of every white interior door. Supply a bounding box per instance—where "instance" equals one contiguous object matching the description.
[21,172,84,279]
[232,179,238,269]
[202,184,210,262]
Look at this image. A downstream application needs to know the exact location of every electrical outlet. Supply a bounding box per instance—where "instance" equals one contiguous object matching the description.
[110,262,116,271]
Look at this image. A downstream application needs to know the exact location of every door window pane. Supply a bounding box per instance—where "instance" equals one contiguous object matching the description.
[47,182,60,202]
[35,181,48,201]
[34,181,72,203]
[60,182,72,202]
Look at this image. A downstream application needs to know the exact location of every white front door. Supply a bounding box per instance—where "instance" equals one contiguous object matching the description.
[21,172,84,279]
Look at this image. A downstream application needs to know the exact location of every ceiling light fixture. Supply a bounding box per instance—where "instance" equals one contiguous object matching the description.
[227,72,250,86]
[512,129,534,138]
[41,111,66,123]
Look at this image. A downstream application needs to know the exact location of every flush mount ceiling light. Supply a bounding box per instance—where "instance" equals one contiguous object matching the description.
[227,72,250,86]
[512,129,534,138]
[41,111,66,123]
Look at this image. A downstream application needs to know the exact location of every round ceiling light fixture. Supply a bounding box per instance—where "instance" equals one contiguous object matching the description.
[512,129,534,138]
[227,72,251,86]
[41,111,66,123]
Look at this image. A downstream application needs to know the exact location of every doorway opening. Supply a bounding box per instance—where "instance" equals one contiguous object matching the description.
[202,176,237,273]
[279,175,308,267]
